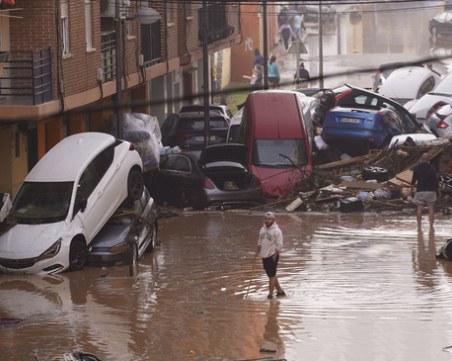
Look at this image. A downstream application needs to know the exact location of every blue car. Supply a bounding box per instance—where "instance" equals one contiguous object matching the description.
[321,105,403,155]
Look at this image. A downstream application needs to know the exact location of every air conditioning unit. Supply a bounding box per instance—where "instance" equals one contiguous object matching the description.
[101,0,131,18]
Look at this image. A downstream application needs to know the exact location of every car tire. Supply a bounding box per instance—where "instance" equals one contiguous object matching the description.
[146,221,158,252]
[69,239,87,272]
[362,165,391,182]
[190,193,208,211]
[127,168,144,201]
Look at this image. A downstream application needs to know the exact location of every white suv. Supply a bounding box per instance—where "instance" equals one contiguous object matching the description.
[0,132,144,275]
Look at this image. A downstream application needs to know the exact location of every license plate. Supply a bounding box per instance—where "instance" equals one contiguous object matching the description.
[340,117,360,124]
[196,136,216,141]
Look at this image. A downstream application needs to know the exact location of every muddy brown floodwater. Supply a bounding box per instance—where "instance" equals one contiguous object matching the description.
[2,210,452,361]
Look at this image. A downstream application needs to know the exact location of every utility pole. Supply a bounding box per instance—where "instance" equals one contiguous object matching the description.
[318,0,324,88]
[202,0,210,149]
[115,0,123,139]
[263,0,268,90]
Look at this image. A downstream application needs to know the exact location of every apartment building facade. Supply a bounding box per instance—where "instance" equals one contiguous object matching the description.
[0,0,241,196]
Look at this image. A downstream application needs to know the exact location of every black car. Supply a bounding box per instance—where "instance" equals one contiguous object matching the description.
[148,144,263,210]
[179,104,233,122]
[161,111,230,152]
[429,11,452,43]
[87,188,158,267]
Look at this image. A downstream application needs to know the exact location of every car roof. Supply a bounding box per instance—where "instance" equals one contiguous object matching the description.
[26,132,116,182]
[180,104,229,113]
[171,111,229,121]
[379,67,440,99]
[246,90,304,138]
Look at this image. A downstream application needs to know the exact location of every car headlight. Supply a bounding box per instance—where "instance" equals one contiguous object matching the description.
[37,238,62,261]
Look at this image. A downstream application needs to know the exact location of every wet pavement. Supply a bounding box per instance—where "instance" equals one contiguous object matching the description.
[2,210,452,361]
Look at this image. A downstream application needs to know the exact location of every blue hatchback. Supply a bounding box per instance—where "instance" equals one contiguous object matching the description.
[321,105,403,155]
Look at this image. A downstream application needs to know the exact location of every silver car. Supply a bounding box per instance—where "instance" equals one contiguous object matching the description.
[424,102,452,137]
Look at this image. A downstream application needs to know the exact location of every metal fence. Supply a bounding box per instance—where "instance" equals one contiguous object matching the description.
[0,48,52,105]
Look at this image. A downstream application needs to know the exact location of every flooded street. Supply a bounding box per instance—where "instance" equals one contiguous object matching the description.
[2,2,452,361]
[2,211,452,361]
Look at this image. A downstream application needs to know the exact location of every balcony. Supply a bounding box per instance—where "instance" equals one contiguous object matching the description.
[198,3,235,44]
[0,48,52,106]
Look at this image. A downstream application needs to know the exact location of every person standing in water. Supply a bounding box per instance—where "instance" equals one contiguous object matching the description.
[256,212,286,299]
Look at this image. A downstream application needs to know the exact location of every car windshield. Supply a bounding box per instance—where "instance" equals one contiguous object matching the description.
[178,117,228,132]
[11,181,73,223]
[252,139,308,167]
[432,74,452,95]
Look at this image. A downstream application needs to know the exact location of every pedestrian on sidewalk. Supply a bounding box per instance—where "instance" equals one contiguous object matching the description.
[293,62,310,88]
[268,55,280,89]
[292,13,305,41]
[243,64,263,90]
[279,23,294,52]
[253,48,264,68]
[411,153,439,232]
[256,212,286,300]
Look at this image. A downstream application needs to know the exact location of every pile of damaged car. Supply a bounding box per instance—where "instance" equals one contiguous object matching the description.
[0,131,158,275]
[2,79,452,277]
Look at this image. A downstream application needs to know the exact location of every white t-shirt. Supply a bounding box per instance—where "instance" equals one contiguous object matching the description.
[257,222,283,258]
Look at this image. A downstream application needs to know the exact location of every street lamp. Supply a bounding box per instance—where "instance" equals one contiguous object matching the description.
[115,4,162,139]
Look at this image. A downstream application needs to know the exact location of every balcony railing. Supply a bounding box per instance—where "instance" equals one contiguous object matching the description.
[198,3,235,44]
[0,48,52,106]
[101,32,117,82]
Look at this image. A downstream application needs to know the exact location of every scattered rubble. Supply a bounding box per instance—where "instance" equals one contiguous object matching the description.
[257,137,452,214]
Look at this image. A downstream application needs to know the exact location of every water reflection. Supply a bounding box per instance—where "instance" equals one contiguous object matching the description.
[2,212,452,360]
[260,301,284,356]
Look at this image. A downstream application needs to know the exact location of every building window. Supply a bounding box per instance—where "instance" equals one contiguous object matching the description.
[84,0,93,51]
[61,0,70,55]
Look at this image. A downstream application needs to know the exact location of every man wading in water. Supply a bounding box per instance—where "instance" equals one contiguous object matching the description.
[256,212,286,299]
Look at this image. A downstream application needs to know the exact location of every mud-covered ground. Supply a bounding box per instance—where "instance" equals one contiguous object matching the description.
[2,210,452,361]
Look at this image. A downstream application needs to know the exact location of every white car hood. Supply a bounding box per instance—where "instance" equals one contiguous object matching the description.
[0,222,65,259]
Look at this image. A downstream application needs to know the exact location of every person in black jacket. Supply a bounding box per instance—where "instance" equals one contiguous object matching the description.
[412,153,439,232]
[293,62,310,88]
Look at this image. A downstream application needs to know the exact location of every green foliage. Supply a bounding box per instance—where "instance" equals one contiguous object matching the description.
[221,81,250,115]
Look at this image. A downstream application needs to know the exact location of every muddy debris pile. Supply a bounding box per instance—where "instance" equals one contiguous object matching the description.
[260,137,452,214]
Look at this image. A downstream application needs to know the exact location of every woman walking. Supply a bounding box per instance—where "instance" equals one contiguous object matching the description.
[267,55,280,89]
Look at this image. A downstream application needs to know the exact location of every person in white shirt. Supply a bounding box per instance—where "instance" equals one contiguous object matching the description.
[256,212,286,299]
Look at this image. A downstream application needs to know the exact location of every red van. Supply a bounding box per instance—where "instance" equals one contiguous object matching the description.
[239,90,313,197]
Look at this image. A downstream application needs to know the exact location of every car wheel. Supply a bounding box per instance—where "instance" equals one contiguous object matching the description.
[439,174,452,193]
[146,221,158,252]
[127,168,144,201]
[69,239,87,272]
[362,165,391,182]
[190,192,208,211]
